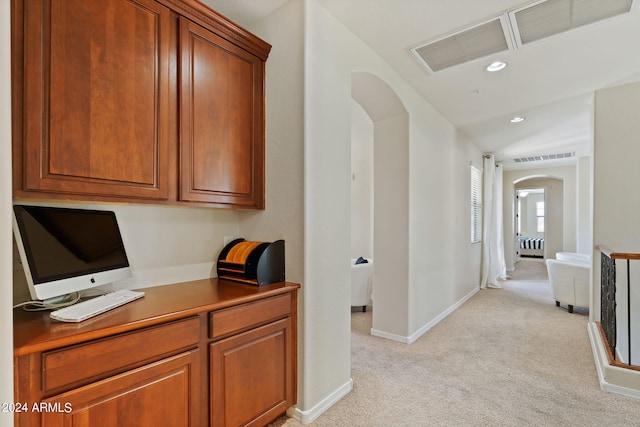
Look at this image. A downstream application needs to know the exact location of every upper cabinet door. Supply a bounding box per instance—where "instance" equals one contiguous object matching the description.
[179,18,265,209]
[19,0,171,200]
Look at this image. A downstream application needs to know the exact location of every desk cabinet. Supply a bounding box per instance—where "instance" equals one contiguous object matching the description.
[13,279,298,427]
[209,295,295,426]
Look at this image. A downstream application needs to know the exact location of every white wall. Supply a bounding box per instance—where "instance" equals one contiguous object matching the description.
[240,2,305,285]
[350,101,373,259]
[300,0,353,416]
[1,0,14,424]
[576,156,593,254]
[373,114,410,339]
[409,126,482,334]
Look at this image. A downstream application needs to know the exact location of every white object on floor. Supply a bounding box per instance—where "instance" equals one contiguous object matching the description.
[50,289,145,322]
[351,258,373,310]
[545,259,589,313]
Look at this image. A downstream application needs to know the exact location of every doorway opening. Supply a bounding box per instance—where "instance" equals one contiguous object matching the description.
[513,176,564,267]
[350,71,409,339]
[516,188,546,262]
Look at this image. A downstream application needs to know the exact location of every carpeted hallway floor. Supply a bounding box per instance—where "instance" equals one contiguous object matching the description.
[276,259,639,426]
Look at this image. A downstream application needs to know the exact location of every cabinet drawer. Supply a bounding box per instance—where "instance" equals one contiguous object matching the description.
[210,294,290,339]
[42,317,200,393]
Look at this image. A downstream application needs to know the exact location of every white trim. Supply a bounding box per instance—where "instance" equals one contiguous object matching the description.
[0,0,14,421]
[600,378,640,400]
[588,321,608,385]
[370,328,411,344]
[287,378,353,424]
[371,286,480,344]
[588,322,640,400]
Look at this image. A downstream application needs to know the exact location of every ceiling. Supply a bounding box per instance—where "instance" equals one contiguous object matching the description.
[203,0,640,170]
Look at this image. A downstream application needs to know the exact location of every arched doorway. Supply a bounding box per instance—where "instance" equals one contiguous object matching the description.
[351,72,409,338]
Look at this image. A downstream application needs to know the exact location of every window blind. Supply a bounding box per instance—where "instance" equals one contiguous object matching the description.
[471,165,483,243]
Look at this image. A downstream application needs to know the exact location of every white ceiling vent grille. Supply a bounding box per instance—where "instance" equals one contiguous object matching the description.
[511,0,634,46]
[410,0,635,73]
[513,152,575,163]
[410,17,512,73]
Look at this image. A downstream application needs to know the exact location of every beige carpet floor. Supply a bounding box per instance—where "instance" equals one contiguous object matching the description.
[276,259,640,426]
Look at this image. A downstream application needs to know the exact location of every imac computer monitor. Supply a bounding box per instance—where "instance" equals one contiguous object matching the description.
[12,205,132,302]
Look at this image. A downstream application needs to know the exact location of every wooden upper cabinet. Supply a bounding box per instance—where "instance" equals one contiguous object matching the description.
[179,18,265,209]
[16,0,171,200]
[13,0,270,208]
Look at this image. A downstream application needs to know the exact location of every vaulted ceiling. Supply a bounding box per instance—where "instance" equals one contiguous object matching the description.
[204,0,640,170]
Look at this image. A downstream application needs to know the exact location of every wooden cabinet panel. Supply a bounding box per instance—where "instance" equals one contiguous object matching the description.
[18,0,171,200]
[179,18,265,208]
[42,317,199,393]
[210,293,290,339]
[41,350,199,427]
[210,318,294,427]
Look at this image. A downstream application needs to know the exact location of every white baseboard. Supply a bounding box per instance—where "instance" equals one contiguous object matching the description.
[370,328,410,343]
[587,322,640,400]
[371,286,480,344]
[287,378,353,425]
[599,377,640,400]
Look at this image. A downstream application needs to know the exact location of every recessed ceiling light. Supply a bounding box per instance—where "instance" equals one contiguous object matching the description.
[486,61,507,72]
[510,116,525,123]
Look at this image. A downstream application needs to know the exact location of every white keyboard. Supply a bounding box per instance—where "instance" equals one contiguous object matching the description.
[50,289,145,322]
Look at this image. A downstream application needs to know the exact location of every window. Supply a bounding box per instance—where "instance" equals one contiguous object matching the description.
[536,201,545,232]
[471,165,482,243]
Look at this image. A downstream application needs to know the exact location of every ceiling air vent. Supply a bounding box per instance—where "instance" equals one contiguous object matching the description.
[409,0,635,73]
[410,17,513,73]
[510,0,634,46]
[513,152,575,163]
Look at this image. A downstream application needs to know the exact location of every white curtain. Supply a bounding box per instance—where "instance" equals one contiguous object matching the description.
[480,154,507,289]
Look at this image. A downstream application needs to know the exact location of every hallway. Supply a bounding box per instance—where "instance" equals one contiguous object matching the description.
[280,258,639,426]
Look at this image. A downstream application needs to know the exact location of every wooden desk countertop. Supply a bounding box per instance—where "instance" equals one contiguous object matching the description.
[14,278,300,357]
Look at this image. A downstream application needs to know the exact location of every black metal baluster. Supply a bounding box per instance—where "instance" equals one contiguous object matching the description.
[601,252,617,360]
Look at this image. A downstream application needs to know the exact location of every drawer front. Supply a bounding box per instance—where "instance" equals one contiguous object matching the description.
[42,317,200,393]
[210,294,290,339]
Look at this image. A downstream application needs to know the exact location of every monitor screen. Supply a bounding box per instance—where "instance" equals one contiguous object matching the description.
[13,205,132,301]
